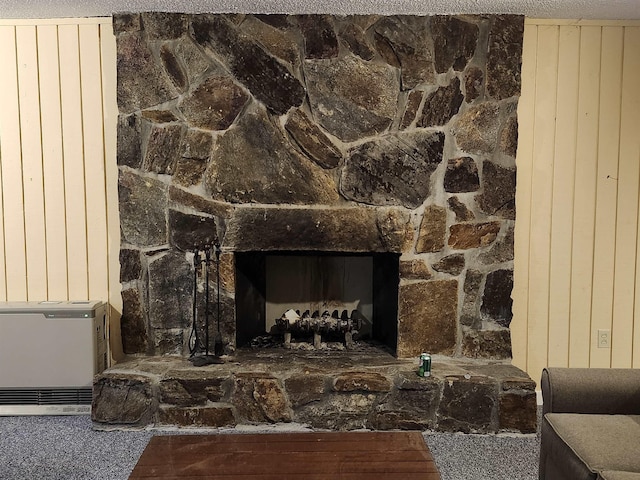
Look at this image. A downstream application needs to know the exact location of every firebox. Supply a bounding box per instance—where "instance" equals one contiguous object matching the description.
[235,252,399,354]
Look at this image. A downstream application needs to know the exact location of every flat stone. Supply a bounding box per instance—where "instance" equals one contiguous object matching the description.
[444,157,480,193]
[152,329,184,356]
[192,15,304,115]
[160,44,187,92]
[333,372,392,392]
[120,248,142,283]
[416,205,447,253]
[305,55,399,142]
[461,329,512,359]
[113,13,140,35]
[224,206,411,253]
[479,224,514,264]
[116,32,178,114]
[298,15,339,59]
[295,393,377,430]
[338,22,375,61]
[284,374,327,407]
[232,374,291,423]
[158,406,236,427]
[400,90,424,129]
[432,16,479,73]
[178,75,248,131]
[369,410,433,430]
[461,268,483,329]
[418,78,464,127]
[481,269,514,327]
[464,66,484,102]
[285,109,342,169]
[432,254,465,276]
[447,196,475,221]
[397,280,458,357]
[453,102,501,154]
[205,105,339,205]
[120,287,148,354]
[117,114,142,168]
[373,16,434,89]
[399,260,432,281]
[477,161,516,219]
[499,391,537,433]
[148,251,192,329]
[239,16,301,67]
[141,109,179,123]
[169,187,234,219]
[181,129,213,160]
[174,36,212,88]
[159,372,228,406]
[168,209,218,251]
[500,114,519,157]
[341,131,445,209]
[92,373,156,426]
[438,376,498,433]
[487,15,524,100]
[143,124,184,174]
[140,12,186,40]
[448,222,501,250]
[118,170,168,247]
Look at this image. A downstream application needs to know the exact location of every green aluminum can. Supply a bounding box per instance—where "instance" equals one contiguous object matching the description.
[418,352,432,377]
[422,353,432,377]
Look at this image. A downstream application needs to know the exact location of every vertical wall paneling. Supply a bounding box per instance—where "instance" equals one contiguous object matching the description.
[516,20,640,379]
[568,26,601,368]
[16,26,48,300]
[0,25,28,300]
[525,25,559,381]
[38,25,69,300]
[58,24,89,300]
[79,24,109,301]
[622,28,640,369]
[512,24,538,372]
[547,25,580,368]
[590,26,623,368]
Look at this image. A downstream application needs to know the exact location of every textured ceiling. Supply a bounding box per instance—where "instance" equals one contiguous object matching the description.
[0,0,639,20]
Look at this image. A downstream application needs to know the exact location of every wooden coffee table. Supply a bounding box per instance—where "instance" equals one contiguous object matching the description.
[128,431,441,479]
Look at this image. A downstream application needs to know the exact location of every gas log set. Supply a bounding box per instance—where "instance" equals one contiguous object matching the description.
[275,308,363,349]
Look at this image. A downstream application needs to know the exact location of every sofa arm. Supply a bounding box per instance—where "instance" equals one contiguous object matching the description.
[541,367,640,415]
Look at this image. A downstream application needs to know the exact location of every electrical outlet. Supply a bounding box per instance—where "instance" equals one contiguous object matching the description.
[597,329,610,348]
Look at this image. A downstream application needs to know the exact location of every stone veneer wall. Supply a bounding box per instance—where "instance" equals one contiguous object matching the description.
[115,13,523,360]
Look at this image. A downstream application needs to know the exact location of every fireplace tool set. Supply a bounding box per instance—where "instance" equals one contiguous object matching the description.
[189,243,224,366]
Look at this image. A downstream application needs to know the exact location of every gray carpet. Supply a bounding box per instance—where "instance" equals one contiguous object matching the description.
[0,415,539,480]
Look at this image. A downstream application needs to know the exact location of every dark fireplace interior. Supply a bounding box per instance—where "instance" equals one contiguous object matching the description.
[235,252,399,352]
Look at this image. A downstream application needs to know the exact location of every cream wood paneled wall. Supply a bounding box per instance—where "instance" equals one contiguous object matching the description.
[0,18,122,360]
[513,19,640,381]
[2,17,640,378]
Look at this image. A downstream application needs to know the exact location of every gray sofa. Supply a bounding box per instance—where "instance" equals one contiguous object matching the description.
[539,367,640,480]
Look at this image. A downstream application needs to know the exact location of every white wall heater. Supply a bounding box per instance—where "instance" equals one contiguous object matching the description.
[0,301,107,415]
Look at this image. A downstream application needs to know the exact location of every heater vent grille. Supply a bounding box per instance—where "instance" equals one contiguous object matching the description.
[0,388,92,406]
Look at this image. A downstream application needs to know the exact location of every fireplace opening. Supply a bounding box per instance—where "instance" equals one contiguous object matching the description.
[235,252,400,355]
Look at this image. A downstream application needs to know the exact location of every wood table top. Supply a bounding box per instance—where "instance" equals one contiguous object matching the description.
[128,431,441,479]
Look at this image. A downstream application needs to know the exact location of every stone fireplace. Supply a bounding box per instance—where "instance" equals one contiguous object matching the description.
[116,12,521,361]
[94,12,536,433]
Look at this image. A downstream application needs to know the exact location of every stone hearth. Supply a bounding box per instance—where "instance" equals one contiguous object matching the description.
[101,12,535,432]
[93,352,537,433]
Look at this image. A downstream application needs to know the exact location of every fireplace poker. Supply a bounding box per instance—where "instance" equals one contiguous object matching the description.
[189,245,224,366]
[213,242,224,357]
[188,249,201,357]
